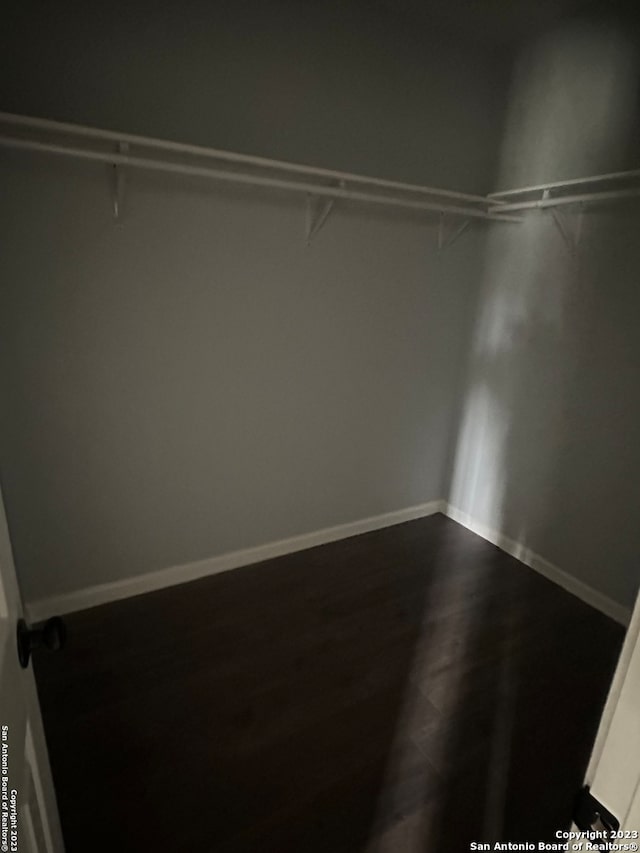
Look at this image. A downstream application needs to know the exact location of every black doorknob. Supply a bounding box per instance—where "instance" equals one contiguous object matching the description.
[17,617,67,669]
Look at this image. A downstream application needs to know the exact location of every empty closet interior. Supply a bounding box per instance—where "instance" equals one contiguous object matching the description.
[1,0,640,850]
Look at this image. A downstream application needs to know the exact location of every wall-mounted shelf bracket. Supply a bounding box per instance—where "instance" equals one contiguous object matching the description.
[438,213,471,251]
[111,142,129,221]
[545,191,584,258]
[306,194,333,244]
[305,181,345,245]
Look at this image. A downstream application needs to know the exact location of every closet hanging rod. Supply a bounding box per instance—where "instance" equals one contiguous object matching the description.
[489,185,640,213]
[0,111,499,209]
[489,168,640,199]
[0,131,520,224]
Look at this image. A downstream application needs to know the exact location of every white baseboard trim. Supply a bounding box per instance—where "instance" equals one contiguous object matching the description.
[27,498,630,628]
[26,500,446,622]
[443,503,631,627]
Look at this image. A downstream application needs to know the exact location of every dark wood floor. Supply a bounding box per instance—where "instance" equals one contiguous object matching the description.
[33,514,624,852]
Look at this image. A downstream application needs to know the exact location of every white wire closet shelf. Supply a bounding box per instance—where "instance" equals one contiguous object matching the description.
[0,111,517,224]
[489,169,640,213]
[1,112,639,226]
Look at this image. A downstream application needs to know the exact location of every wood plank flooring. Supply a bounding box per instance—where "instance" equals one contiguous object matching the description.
[33,514,625,852]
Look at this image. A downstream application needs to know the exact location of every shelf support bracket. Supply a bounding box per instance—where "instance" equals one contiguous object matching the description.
[111,142,129,222]
[305,180,344,245]
[545,191,583,258]
[438,213,471,251]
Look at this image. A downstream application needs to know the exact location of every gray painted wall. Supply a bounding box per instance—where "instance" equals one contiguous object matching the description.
[0,153,485,602]
[0,0,504,603]
[449,210,640,609]
[448,21,640,608]
[0,0,509,192]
